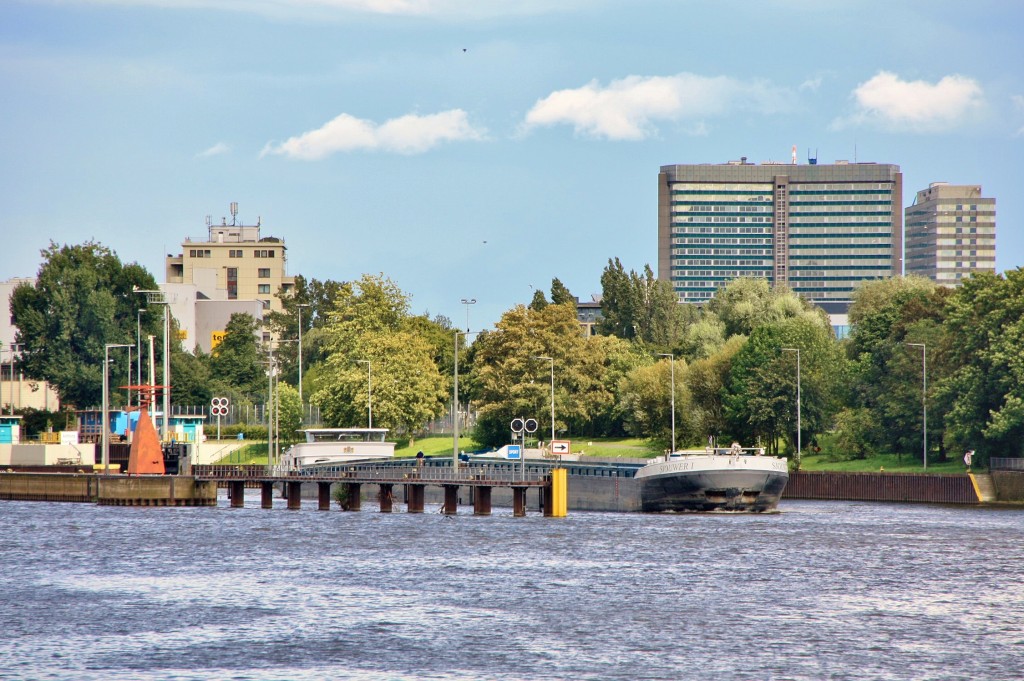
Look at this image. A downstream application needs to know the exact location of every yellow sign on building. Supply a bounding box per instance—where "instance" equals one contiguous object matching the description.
[211,331,227,349]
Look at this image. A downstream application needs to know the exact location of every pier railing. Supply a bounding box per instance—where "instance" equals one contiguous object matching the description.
[193,463,550,485]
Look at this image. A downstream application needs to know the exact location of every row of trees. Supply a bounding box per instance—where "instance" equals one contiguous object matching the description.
[10,241,1024,466]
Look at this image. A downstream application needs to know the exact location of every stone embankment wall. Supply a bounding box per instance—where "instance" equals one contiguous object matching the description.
[992,471,1024,502]
[0,473,217,506]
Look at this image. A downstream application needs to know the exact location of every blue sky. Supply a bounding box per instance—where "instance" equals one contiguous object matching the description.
[2,0,1022,330]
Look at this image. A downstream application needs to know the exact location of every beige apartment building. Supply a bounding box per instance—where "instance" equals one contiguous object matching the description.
[165,205,294,318]
[904,183,996,286]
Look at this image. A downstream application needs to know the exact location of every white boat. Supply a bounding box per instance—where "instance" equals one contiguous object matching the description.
[634,445,789,512]
[281,428,396,469]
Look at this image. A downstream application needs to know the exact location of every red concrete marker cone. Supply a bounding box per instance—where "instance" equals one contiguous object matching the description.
[127,406,165,475]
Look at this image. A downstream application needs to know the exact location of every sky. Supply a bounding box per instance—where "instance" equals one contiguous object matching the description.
[2,0,1022,331]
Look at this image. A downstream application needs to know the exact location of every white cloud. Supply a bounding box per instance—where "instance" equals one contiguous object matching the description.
[263,109,485,159]
[50,0,582,18]
[833,71,984,133]
[522,73,789,140]
[196,142,230,158]
[799,77,823,92]
[1013,95,1024,137]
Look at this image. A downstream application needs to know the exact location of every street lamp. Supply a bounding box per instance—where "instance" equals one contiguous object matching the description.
[656,353,676,453]
[356,360,372,429]
[134,288,170,438]
[782,347,801,466]
[296,303,310,406]
[102,344,131,473]
[460,298,476,333]
[534,356,555,445]
[4,343,23,415]
[136,309,148,408]
[907,342,927,470]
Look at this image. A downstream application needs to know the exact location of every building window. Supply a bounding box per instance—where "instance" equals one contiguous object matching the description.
[229,249,243,258]
[258,284,271,294]
[258,268,271,278]
[190,249,212,258]
[227,268,238,300]
[254,249,275,258]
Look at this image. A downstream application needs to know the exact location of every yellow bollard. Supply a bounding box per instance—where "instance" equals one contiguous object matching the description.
[551,468,568,517]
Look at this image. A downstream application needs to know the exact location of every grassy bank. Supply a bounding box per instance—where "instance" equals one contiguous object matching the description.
[212,436,970,474]
[797,451,969,474]
[396,435,661,460]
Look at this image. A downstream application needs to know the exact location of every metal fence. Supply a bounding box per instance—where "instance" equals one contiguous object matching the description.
[990,458,1024,471]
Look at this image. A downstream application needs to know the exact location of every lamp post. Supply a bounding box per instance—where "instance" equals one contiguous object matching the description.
[134,289,170,438]
[102,344,131,473]
[453,331,461,470]
[782,347,801,466]
[534,356,555,445]
[460,298,476,333]
[356,360,372,429]
[5,343,23,415]
[907,342,927,470]
[136,309,148,408]
[296,303,310,406]
[656,353,676,453]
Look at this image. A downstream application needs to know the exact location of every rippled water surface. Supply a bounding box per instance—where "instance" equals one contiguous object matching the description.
[1,493,1022,680]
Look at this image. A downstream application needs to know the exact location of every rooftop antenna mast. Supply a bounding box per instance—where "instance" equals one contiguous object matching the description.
[791,145,797,165]
[230,202,238,226]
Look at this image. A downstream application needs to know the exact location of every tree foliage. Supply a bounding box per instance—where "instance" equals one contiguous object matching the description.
[312,274,448,434]
[11,241,160,407]
[597,257,691,349]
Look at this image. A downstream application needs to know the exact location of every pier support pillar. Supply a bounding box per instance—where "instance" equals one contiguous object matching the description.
[379,484,394,513]
[229,480,245,508]
[286,481,302,510]
[443,485,459,515]
[261,482,274,509]
[406,484,424,513]
[474,486,492,516]
[345,483,362,511]
[513,487,527,517]
[318,482,332,511]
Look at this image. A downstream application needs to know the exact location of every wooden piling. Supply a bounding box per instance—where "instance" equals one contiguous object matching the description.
[443,485,459,515]
[318,482,332,511]
[229,480,245,508]
[286,481,302,510]
[379,483,394,513]
[406,484,424,513]
[474,486,492,515]
[513,487,526,517]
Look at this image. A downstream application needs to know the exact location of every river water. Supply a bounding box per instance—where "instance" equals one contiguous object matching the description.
[1,494,1021,681]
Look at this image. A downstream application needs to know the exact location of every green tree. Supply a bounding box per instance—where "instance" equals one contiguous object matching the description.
[274,382,303,443]
[936,269,1024,463]
[209,313,265,398]
[10,241,160,407]
[830,407,877,460]
[470,302,609,448]
[170,347,212,406]
[685,335,745,441]
[597,257,691,348]
[529,288,548,311]
[312,274,448,434]
[844,276,950,461]
[616,357,696,450]
[706,277,827,338]
[550,278,575,306]
[264,274,346,390]
[724,316,844,458]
